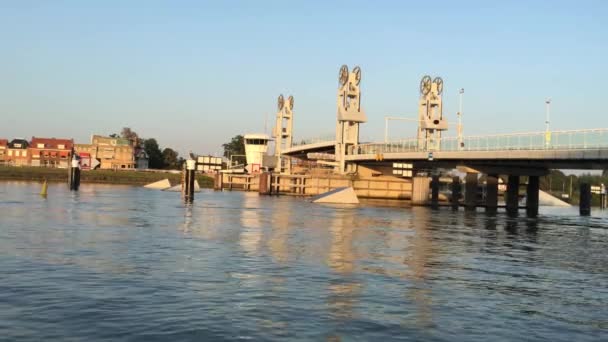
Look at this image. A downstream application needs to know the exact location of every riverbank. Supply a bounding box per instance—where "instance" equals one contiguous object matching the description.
[0,166,214,187]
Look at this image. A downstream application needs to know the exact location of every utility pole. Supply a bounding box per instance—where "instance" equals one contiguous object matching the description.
[458,88,464,150]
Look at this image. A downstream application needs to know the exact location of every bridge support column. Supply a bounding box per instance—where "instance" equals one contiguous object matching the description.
[485,174,498,214]
[526,176,540,217]
[579,183,591,216]
[412,176,430,206]
[506,175,520,216]
[451,176,461,210]
[431,175,440,209]
[464,172,478,210]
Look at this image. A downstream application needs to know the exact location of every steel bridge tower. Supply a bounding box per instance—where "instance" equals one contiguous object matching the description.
[417,75,447,151]
[274,94,294,174]
[335,65,367,174]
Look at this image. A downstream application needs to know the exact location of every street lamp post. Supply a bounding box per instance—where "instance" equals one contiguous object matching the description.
[384,117,389,144]
[458,88,464,149]
[545,97,551,148]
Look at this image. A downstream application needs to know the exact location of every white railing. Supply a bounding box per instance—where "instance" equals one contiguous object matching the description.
[292,134,335,147]
[355,128,608,155]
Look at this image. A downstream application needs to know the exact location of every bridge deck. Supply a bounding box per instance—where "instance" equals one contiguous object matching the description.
[347,148,608,170]
[284,129,608,170]
[283,140,335,156]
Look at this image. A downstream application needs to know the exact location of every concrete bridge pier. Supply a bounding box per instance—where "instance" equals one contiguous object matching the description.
[526,176,540,217]
[451,176,461,210]
[214,173,223,191]
[485,174,499,214]
[506,175,520,216]
[412,176,430,206]
[431,175,440,209]
[464,172,478,210]
[259,172,272,195]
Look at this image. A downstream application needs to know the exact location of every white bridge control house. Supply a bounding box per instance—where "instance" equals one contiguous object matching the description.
[243,134,272,173]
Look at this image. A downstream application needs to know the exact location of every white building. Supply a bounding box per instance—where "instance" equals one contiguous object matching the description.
[244,134,271,173]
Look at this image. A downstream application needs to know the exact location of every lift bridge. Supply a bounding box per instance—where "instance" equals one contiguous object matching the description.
[269,65,608,216]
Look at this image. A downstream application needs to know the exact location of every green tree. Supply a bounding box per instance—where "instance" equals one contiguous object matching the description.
[162,148,180,169]
[222,135,246,165]
[541,169,568,193]
[144,138,164,169]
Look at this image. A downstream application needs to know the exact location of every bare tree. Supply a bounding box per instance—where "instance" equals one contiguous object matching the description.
[120,127,142,147]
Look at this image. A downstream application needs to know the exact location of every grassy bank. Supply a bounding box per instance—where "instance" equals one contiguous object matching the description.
[0,166,214,187]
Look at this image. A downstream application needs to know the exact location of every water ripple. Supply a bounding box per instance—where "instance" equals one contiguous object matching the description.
[0,182,607,341]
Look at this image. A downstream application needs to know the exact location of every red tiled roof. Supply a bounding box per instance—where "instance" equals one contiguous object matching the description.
[30,137,74,150]
[0,139,7,147]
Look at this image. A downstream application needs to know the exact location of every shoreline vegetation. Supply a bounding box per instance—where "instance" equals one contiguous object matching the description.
[0,166,214,187]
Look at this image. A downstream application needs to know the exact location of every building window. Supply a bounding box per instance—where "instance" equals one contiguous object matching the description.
[8,150,12,156]
[23,151,27,157]
[15,151,20,157]
[58,144,65,149]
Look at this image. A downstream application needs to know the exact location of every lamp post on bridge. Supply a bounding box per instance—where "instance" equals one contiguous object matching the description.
[545,97,551,148]
[458,88,464,150]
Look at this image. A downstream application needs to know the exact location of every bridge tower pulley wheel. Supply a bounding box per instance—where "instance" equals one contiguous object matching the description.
[418,75,447,151]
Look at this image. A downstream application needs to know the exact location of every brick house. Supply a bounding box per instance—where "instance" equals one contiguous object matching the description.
[0,139,7,165]
[74,143,98,169]
[6,138,30,166]
[29,137,74,168]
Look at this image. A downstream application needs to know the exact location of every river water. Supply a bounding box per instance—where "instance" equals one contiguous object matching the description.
[0,181,606,341]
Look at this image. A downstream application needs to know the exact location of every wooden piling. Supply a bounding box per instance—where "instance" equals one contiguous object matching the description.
[485,174,498,213]
[451,176,461,210]
[580,183,591,216]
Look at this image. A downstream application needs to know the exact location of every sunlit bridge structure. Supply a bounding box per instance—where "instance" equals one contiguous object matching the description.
[274,65,608,216]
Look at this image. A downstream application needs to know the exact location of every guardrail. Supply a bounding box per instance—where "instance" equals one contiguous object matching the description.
[292,135,335,146]
[355,128,608,155]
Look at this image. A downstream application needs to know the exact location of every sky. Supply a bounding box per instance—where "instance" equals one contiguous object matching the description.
[1,0,607,156]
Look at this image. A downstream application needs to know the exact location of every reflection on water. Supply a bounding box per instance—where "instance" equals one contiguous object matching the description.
[268,197,292,265]
[405,207,435,328]
[1,181,607,341]
[327,209,360,321]
[239,194,263,255]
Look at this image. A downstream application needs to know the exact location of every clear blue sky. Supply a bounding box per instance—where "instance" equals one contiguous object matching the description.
[1,0,606,156]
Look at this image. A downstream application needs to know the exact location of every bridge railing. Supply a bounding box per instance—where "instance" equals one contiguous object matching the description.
[355,128,608,154]
[291,135,335,147]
